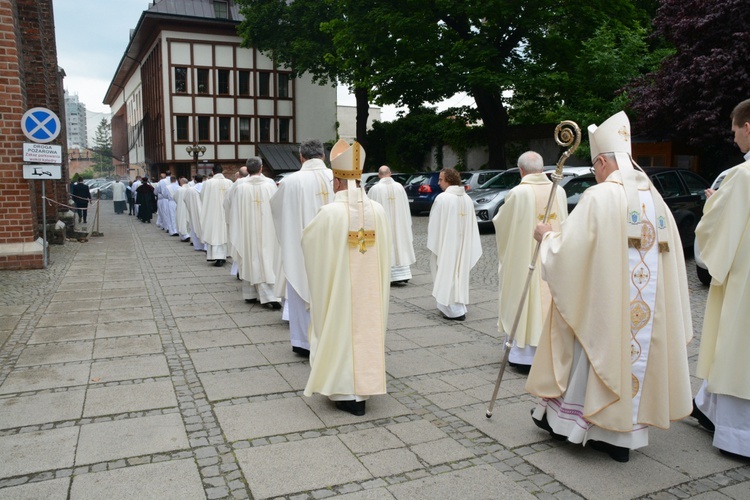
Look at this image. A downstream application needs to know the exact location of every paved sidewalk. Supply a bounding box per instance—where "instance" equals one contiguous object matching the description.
[0,202,748,499]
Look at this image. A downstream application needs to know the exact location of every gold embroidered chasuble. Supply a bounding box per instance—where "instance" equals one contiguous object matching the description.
[695,161,750,400]
[301,189,391,397]
[526,170,693,432]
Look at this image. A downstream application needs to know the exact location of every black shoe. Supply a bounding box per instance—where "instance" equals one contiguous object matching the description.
[171,233,179,237]
[719,449,750,461]
[509,361,532,374]
[245,298,258,303]
[292,346,310,358]
[264,301,282,310]
[588,440,630,463]
[691,399,715,433]
[213,259,226,267]
[531,409,566,441]
[443,314,465,321]
[336,400,366,416]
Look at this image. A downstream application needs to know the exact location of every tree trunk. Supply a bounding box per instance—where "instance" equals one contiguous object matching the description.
[471,86,508,169]
[354,86,370,159]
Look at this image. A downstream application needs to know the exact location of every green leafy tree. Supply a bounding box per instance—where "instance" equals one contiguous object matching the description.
[93,118,112,177]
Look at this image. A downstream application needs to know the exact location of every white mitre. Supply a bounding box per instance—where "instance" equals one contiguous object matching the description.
[330,139,376,253]
[588,111,668,247]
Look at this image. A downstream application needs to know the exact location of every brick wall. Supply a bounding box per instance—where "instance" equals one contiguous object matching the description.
[0,0,67,269]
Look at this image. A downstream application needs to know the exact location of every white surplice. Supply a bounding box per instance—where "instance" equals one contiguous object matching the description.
[165,181,179,235]
[174,184,191,240]
[368,177,416,281]
[270,159,333,350]
[184,184,206,251]
[427,185,482,316]
[228,175,281,304]
[200,173,233,261]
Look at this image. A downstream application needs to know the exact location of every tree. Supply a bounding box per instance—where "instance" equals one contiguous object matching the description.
[93,118,112,177]
[627,0,750,154]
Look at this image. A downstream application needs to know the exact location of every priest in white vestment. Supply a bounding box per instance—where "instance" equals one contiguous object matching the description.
[228,158,282,308]
[302,139,390,416]
[367,165,416,284]
[493,151,568,372]
[527,112,693,463]
[155,172,169,230]
[427,168,482,321]
[224,167,250,277]
[112,179,127,214]
[131,176,142,217]
[165,176,180,236]
[174,178,191,241]
[692,99,750,461]
[200,166,234,266]
[184,175,207,252]
[270,139,333,357]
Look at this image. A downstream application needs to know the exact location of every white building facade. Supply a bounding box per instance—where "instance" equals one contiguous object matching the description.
[104,0,337,180]
[64,90,87,149]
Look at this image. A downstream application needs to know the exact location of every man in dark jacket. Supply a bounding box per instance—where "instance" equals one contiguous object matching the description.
[71,176,92,223]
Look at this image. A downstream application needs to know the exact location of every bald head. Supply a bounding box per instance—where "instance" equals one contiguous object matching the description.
[517,151,544,175]
[378,165,392,178]
[238,166,248,177]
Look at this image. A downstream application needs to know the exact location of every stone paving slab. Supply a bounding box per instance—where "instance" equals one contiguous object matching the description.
[385,349,460,378]
[361,447,423,477]
[0,427,79,478]
[457,401,545,449]
[181,329,251,350]
[28,324,96,343]
[0,477,70,500]
[387,464,534,499]
[88,355,170,383]
[92,335,163,358]
[69,459,205,500]
[175,314,236,333]
[339,427,406,454]
[83,380,178,417]
[215,397,324,441]
[0,390,85,430]
[189,345,269,372]
[15,341,93,366]
[305,393,412,427]
[75,413,189,465]
[0,364,91,394]
[236,435,372,498]
[95,319,158,338]
[199,367,292,401]
[36,310,99,328]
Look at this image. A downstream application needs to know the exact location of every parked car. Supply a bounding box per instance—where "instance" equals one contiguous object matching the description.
[405,171,472,215]
[273,172,293,186]
[471,166,589,230]
[90,181,114,199]
[562,167,710,249]
[461,170,503,192]
[694,167,733,285]
[364,172,410,193]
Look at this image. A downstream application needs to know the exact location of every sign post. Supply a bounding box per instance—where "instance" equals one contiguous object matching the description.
[20,107,62,269]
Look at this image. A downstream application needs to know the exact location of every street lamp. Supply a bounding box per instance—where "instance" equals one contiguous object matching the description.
[186,144,206,176]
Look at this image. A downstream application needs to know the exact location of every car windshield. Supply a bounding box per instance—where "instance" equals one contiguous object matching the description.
[480,171,521,189]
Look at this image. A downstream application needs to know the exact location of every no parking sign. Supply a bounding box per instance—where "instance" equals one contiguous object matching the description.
[21,107,61,143]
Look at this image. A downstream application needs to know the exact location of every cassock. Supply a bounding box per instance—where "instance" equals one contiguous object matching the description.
[526,170,693,449]
[184,183,206,251]
[493,173,568,365]
[112,181,127,214]
[302,184,390,400]
[200,173,233,261]
[427,185,482,318]
[694,157,750,458]
[136,183,156,223]
[228,175,281,304]
[174,184,191,240]
[165,181,179,235]
[270,159,333,351]
[368,177,416,282]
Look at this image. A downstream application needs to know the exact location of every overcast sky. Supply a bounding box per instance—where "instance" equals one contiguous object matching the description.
[52,1,467,120]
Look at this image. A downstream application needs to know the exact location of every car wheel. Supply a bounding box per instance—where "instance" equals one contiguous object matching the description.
[696,265,711,286]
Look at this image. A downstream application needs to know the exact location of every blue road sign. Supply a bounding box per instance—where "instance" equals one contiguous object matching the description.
[21,107,61,143]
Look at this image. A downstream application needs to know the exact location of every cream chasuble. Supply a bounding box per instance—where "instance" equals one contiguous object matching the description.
[199,173,233,246]
[493,173,567,348]
[228,176,280,288]
[368,178,416,268]
[695,161,750,400]
[301,189,390,397]
[175,184,191,237]
[184,185,204,240]
[427,185,482,306]
[270,159,333,303]
[527,170,693,433]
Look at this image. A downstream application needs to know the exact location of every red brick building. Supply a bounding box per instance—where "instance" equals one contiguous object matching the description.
[0,0,69,269]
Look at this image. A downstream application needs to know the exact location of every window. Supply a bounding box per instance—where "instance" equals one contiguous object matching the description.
[175,67,187,93]
[259,118,271,142]
[214,0,228,19]
[651,172,683,198]
[197,68,209,94]
[278,118,290,143]
[175,116,189,141]
[218,69,230,94]
[239,117,251,142]
[680,171,710,196]
[258,72,270,97]
[198,116,210,141]
[278,73,289,98]
[238,70,250,95]
[219,117,231,141]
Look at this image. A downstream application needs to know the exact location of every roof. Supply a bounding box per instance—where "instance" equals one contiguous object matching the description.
[257,144,302,172]
[104,0,243,105]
